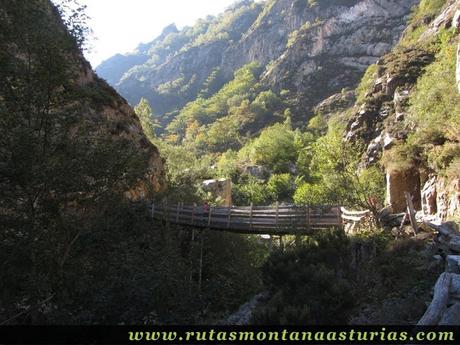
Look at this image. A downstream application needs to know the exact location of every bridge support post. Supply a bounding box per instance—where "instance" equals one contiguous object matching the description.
[269,235,273,252]
[198,230,205,294]
[279,235,284,251]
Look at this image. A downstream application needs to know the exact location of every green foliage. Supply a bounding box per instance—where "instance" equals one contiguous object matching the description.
[415,0,447,20]
[217,150,239,179]
[187,1,261,48]
[0,0,154,323]
[254,228,437,325]
[307,112,328,134]
[409,36,459,136]
[352,237,438,324]
[294,125,385,210]
[252,229,355,324]
[134,98,159,142]
[294,182,329,205]
[355,64,377,104]
[238,122,298,173]
[167,62,260,137]
[405,34,460,174]
[286,30,299,48]
[198,67,224,98]
[233,176,272,206]
[267,174,296,201]
[400,0,447,45]
[199,116,243,152]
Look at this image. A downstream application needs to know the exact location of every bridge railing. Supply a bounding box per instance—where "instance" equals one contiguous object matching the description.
[151,203,343,234]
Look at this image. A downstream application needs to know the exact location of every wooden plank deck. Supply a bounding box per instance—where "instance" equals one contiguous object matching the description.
[151,203,343,235]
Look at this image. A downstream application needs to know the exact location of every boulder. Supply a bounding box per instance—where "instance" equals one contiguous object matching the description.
[224,292,269,325]
[386,168,421,213]
[436,178,460,221]
[454,9,460,29]
[243,165,269,180]
[202,178,232,206]
[393,88,410,121]
[383,132,394,150]
[366,134,382,161]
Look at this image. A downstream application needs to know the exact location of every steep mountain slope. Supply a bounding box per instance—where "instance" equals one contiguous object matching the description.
[0,0,164,201]
[344,0,460,220]
[0,0,167,323]
[98,1,263,115]
[97,0,417,128]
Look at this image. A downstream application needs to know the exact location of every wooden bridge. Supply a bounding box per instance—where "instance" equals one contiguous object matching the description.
[151,203,345,235]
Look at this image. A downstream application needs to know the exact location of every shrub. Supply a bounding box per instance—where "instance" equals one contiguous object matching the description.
[356,64,378,104]
[252,229,355,324]
[233,178,272,206]
[238,122,298,173]
[267,174,296,202]
[293,182,329,205]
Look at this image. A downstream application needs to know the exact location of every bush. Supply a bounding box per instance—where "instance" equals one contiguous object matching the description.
[233,177,272,206]
[293,182,329,205]
[217,150,239,179]
[252,229,355,324]
[356,64,377,104]
[238,122,298,173]
[267,173,296,202]
[408,37,459,138]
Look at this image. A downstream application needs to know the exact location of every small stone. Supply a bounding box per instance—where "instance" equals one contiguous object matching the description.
[433,255,443,265]
[383,132,394,149]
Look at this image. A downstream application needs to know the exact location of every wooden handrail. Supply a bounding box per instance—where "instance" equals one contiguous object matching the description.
[151,203,343,234]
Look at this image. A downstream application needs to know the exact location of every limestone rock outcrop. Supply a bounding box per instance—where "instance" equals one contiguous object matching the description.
[345,0,460,220]
[202,178,232,206]
[97,0,416,127]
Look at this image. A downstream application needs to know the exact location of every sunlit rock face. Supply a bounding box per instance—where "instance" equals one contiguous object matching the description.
[96,0,416,127]
[259,0,418,124]
[344,0,460,220]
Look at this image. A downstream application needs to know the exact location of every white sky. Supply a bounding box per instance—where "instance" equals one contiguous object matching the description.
[76,0,239,67]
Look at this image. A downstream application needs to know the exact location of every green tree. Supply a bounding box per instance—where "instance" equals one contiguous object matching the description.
[267,174,296,201]
[0,0,148,320]
[134,97,159,142]
[238,122,298,173]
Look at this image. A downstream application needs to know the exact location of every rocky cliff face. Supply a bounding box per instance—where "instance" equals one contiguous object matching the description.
[99,1,263,115]
[97,0,416,127]
[345,0,460,220]
[260,0,418,124]
[76,64,165,198]
[0,0,165,201]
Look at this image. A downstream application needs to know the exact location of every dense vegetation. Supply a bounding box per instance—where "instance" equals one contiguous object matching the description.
[0,0,263,325]
[383,28,459,185]
[136,0,454,325]
[252,229,438,324]
[1,0,458,327]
